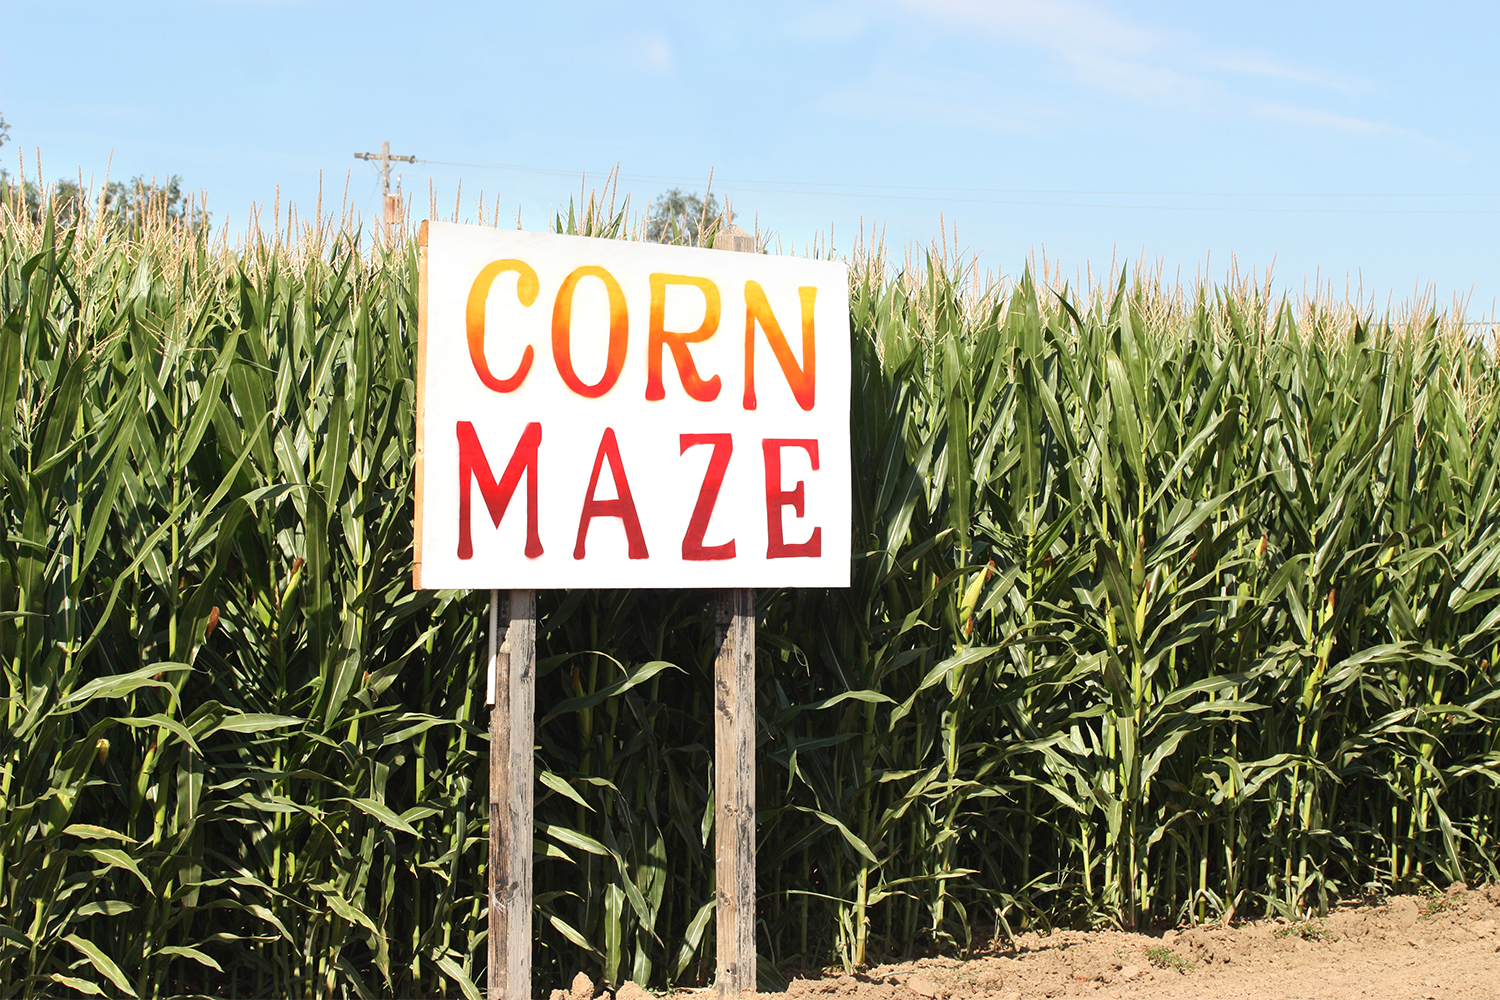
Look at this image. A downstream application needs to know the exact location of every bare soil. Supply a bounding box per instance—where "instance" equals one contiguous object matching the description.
[579,886,1500,1000]
[572,885,1500,1000]
[764,885,1500,1000]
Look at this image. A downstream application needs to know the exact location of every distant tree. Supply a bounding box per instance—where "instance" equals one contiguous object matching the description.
[0,110,205,228]
[646,187,731,245]
[2,171,207,230]
[1,110,23,214]
[104,175,204,229]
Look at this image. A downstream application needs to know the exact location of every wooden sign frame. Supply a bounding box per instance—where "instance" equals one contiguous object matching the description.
[416,222,763,999]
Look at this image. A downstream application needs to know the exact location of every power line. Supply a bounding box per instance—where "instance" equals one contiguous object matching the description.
[690,189,1500,215]
[413,157,1500,215]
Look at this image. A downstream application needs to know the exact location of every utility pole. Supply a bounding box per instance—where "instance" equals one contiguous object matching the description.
[355,140,417,240]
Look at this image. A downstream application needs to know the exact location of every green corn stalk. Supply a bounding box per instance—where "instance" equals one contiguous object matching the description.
[1,184,1498,998]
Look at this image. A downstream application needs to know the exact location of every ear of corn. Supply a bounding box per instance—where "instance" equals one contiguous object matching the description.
[1,188,1497,998]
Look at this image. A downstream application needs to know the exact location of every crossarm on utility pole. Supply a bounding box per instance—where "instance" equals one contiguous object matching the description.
[354,140,418,242]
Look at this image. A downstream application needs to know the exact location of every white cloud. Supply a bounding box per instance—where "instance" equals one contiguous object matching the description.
[1209,54,1360,92]
[891,0,1159,63]
[1254,104,1419,139]
[1063,52,1209,106]
[787,6,869,41]
[818,80,1034,133]
[637,33,673,75]
[878,0,1410,139]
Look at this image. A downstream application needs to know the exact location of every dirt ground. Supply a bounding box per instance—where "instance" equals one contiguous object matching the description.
[773,885,1500,1000]
[594,884,1500,1000]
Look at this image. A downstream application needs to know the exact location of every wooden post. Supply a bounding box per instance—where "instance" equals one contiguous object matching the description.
[714,588,756,996]
[713,222,757,997]
[490,589,536,1000]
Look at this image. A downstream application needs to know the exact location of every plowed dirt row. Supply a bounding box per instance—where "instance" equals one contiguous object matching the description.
[579,885,1500,1000]
[774,887,1500,1000]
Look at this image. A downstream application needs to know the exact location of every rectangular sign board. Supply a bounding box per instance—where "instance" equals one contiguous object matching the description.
[415,223,850,589]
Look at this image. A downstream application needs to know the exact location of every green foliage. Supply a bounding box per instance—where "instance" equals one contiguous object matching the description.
[0,196,1498,1000]
[1144,944,1192,972]
[1273,919,1333,940]
[0,206,472,999]
[1416,884,1463,917]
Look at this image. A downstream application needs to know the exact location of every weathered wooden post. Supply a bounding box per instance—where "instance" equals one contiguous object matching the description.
[489,589,536,1000]
[713,222,758,997]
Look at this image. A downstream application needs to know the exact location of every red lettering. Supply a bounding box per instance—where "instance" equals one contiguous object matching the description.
[680,434,735,560]
[574,428,648,559]
[553,265,629,398]
[744,282,816,411]
[647,274,722,402]
[457,421,543,560]
[763,438,821,558]
[465,259,538,392]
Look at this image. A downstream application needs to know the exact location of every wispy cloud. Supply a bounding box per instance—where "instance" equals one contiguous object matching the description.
[1210,54,1360,92]
[1254,104,1419,138]
[634,33,673,75]
[787,6,869,42]
[818,78,1034,133]
[903,0,1158,59]
[879,0,1412,139]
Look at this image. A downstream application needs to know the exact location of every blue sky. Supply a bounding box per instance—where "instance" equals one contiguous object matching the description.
[4,1,1499,313]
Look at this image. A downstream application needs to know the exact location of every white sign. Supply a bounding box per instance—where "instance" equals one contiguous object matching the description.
[414,223,850,589]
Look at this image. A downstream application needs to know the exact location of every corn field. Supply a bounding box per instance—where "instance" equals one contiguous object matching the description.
[2,190,1499,999]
